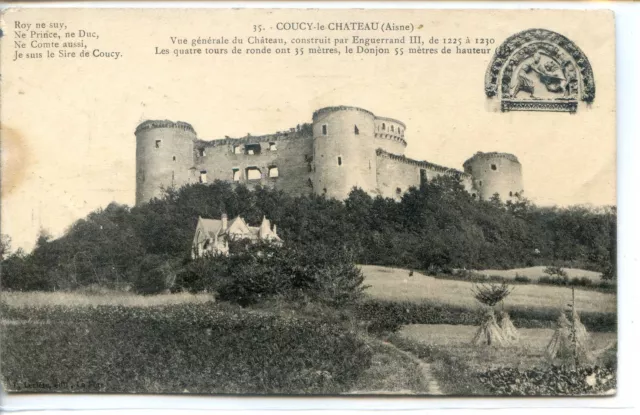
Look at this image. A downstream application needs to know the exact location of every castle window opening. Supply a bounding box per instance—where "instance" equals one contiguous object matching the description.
[396,187,402,194]
[245,144,261,155]
[472,193,477,199]
[479,180,483,186]
[322,124,328,136]
[172,156,176,161]
[198,148,206,157]
[338,156,342,166]
[491,164,497,171]
[354,125,359,135]
[155,140,162,148]
[307,178,313,189]
[246,166,262,181]
[199,170,208,184]
[391,125,394,132]
[233,145,243,154]
[268,166,279,178]
[269,142,277,151]
[382,123,386,130]
[509,191,513,197]
[232,168,241,182]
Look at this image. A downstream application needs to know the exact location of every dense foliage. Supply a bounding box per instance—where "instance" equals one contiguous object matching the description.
[478,365,616,395]
[1,302,372,394]
[176,241,366,306]
[1,177,616,291]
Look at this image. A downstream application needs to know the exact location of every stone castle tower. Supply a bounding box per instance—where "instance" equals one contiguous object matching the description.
[463,152,524,201]
[135,106,524,205]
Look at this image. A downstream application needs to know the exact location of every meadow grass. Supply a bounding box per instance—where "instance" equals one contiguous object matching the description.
[0,291,215,308]
[471,266,602,283]
[346,339,429,394]
[389,324,617,395]
[360,265,615,314]
[0,301,372,394]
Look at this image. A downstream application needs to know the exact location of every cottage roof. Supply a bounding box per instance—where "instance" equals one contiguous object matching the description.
[195,215,281,242]
[197,218,224,238]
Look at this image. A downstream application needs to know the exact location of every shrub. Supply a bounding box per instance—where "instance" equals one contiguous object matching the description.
[544,266,569,279]
[132,255,177,294]
[184,242,366,307]
[1,302,373,394]
[514,274,531,283]
[478,365,616,395]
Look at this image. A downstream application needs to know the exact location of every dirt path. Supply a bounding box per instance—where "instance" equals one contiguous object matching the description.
[348,339,443,395]
[385,342,443,395]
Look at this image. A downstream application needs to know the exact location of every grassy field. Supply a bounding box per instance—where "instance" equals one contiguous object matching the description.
[471,266,602,283]
[398,324,616,356]
[0,291,215,308]
[360,265,616,314]
[390,324,617,395]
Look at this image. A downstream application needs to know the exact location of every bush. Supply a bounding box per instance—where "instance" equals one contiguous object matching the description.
[1,302,373,394]
[514,274,531,283]
[132,255,177,294]
[183,242,366,307]
[544,266,569,279]
[478,365,616,395]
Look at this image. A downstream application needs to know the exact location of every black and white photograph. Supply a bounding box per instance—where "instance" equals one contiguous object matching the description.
[0,7,619,402]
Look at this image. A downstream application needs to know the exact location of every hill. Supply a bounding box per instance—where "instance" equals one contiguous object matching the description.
[360,265,615,314]
[0,177,616,292]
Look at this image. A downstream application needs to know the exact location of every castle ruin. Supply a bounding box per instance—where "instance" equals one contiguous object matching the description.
[135,106,524,205]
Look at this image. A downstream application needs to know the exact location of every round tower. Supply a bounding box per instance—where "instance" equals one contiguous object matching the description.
[312,106,377,200]
[135,120,196,205]
[374,116,407,155]
[463,152,524,201]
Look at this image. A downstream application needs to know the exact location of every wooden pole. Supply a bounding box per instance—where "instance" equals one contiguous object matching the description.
[572,286,578,367]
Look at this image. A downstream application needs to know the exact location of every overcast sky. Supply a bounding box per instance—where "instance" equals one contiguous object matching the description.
[1,9,615,252]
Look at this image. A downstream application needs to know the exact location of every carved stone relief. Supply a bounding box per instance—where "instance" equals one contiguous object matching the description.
[485,29,595,113]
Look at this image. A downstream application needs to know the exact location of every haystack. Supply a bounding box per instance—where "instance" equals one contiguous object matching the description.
[546,309,593,362]
[498,311,520,344]
[471,308,508,347]
[545,311,572,359]
[570,307,593,362]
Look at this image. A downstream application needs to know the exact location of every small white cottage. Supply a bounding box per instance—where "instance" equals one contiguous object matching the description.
[191,214,282,258]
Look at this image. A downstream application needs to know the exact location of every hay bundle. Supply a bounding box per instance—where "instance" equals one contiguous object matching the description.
[471,308,508,347]
[498,311,520,344]
[545,311,573,359]
[546,309,593,363]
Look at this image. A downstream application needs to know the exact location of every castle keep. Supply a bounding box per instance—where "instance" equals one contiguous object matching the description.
[135,106,524,205]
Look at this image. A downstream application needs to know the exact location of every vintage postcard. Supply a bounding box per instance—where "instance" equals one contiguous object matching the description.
[0,8,616,396]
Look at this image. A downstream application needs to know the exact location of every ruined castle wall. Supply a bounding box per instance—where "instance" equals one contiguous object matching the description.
[135,121,196,205]
[463,152,523,201]
[375,155,423,199]
[312,107,378,199]
[376,151,476,200]
[194,134,314,196]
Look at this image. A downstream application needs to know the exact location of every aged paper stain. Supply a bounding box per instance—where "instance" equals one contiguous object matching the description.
[1,125,31,197]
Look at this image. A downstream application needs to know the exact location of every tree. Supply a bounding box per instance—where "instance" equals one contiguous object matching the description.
[0,234,11,260]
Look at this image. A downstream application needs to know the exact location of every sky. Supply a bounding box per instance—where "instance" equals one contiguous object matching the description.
[1,8,616,252]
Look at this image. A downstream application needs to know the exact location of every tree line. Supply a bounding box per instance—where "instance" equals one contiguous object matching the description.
[1,176,616,291]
